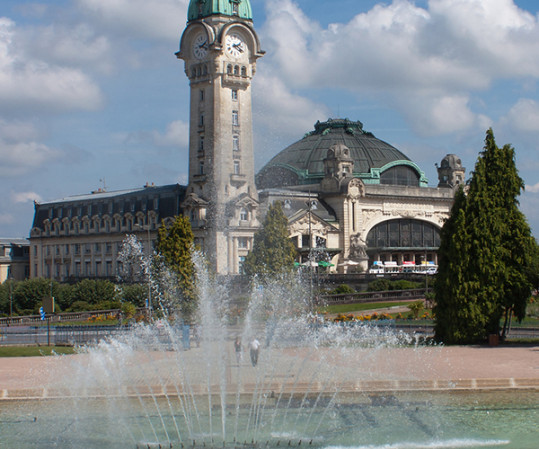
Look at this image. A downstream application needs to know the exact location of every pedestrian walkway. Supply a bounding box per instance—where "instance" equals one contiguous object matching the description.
[1,345,538,400]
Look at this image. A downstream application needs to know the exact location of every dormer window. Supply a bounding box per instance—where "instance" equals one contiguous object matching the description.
[240,208,248,221]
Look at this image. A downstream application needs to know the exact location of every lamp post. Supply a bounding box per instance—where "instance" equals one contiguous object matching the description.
[8,273,13,318]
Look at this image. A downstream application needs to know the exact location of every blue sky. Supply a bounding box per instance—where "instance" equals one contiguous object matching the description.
[1,0,539,238]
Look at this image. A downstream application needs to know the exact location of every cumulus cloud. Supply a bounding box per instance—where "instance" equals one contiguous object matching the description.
[504,98,539,132]
[252,72,330,160]
[124,120,189,148]
[76,0,189,42]
[153,120,189,147]
[261,0,539,136]
[12,191,42,204]
[526,182,539,193]
[0,140,62,176]
[0,119,62,175]
[18,23,114,74]
[0,18,104,114]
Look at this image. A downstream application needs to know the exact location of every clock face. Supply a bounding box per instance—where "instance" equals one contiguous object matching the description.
[192,33,208,60]
[225,34,245,58]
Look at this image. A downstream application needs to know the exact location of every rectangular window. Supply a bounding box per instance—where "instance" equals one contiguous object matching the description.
[231,89,238,101]
[233,135,240,151]
[232,110,239,126]
[199,113,204,127]
[199,136,204,152]
[238,237,249,249]
[199,161,204,175]
[199,89,204,102]
[234,160,240,174]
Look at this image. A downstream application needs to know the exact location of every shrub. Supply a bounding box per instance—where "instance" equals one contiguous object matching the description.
[331,284,355,294]
[67,301,93,312]
[121,302,137,319]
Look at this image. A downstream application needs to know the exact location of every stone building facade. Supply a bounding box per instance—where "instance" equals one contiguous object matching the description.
[28,1,464,279]
[29,184,184,281]
[0,239,30,282]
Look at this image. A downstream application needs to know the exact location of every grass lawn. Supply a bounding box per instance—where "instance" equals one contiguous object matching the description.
[0,346,76,357]
[321,301,413,315]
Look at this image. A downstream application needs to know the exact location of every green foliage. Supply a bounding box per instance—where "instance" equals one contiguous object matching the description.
[523,239,539,293]
[434,129,535,344]
[243,201,297,279]
[155,215,196,317]
[367,279,422,292]
[67,300,93,312]
[120,283,148,308]
[70,279,117,305]
[331,284,355,294]
[0,278,148,316]
[368,279,391,292]
[407,300,424,319]
[11,278,58,314]
[121,302,137,319]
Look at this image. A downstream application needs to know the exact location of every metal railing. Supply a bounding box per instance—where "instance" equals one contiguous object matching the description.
[319,288,427,305]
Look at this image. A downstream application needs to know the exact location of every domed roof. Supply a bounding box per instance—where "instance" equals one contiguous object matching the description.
[188,0,252,22]
[256,119,424,189]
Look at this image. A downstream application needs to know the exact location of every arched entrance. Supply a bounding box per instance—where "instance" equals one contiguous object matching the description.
[365,219,441,265]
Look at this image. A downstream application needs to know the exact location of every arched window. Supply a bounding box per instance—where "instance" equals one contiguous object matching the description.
[240,208,248,221]
[366,219,440,249]
[234,65,239,75]
[227,64,233,74]
[241,66,247,76]
[380,165,420,186]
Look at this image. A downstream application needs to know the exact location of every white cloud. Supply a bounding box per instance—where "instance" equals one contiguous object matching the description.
[526,182,539,193]
[261,0,539,136]
[12,191,42,204]
[252,72,330,160]
[153,120,189,147]
[0,119,61,175]
[505,98,539,132]
[0,18,104,114]
[398,93,492,135]
[19,23,114,74]
[76,0,189,42]
[0,139,62,176]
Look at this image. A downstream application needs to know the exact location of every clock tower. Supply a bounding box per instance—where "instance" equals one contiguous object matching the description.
[177,0,264,274]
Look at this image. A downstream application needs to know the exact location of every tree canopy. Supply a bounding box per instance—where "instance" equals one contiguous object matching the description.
[155,215,196,317]
[243,201,297,279]
[434,129,535,344]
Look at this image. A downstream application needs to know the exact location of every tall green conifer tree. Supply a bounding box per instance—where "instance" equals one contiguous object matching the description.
[156,215,196,308]
[243,201,297,279]
[434,129,534,343]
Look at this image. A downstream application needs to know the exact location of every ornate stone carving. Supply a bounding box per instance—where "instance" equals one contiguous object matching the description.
[350,233,368,260]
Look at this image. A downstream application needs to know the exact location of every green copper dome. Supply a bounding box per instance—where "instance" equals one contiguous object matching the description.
[188,0,252,22]
[256,119,427,189]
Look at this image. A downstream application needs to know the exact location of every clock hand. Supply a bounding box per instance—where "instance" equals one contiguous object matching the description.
[233,43,244,52]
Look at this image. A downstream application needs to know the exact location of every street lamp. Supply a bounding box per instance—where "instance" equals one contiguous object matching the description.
[8,273,13,318]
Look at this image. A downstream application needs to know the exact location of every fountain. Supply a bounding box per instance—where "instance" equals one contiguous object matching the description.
[1,253,538,448]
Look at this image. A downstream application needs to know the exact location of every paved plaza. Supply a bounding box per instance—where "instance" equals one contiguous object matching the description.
[1,344,538,400]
